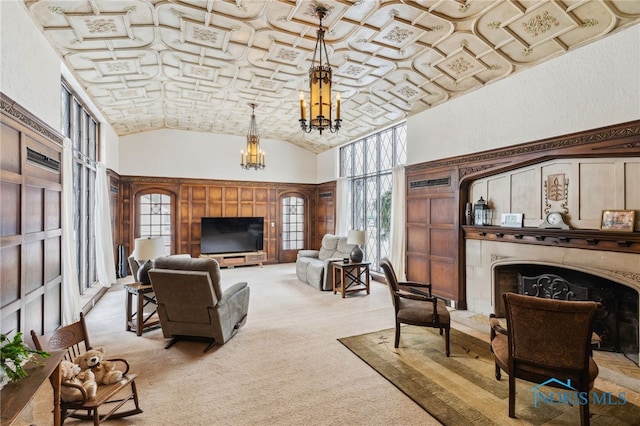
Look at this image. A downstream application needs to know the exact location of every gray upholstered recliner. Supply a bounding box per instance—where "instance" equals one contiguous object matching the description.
[148,256,250,352]
[296,234,355,291]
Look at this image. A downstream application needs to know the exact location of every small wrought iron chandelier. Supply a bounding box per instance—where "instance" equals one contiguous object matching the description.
[299,6,341,135]
[241,103,265,170]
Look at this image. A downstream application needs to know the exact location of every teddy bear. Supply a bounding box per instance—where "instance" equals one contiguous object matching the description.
[74,347,124,385]
[59,360,98,402]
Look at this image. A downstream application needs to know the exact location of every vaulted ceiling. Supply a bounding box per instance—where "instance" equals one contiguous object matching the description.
[24,0,640,153]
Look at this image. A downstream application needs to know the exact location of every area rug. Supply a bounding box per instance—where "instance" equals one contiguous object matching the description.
[339,327,640,425]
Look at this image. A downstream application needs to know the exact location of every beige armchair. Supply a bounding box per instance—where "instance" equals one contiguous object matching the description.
[296,234,355,290]
[148,256,250,353]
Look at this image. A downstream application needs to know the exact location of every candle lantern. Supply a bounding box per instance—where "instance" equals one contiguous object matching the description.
[473,196,492,226]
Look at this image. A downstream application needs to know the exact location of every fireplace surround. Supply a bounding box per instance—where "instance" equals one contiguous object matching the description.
[496,264,638,361]
[464,238,640,364]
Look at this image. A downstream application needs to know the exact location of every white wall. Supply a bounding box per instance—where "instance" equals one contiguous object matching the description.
[316,149,339,183]
[0,0,61,130]
[102,125,121,171]
[119,129,317,183]
[406,25,640,164]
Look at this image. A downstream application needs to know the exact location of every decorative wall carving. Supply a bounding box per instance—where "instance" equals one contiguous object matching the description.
[0,93,64,144]
[543,173,568,215]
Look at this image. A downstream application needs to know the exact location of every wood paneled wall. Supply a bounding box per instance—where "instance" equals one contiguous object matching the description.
[469,157,640,229]
[314,181,336,249]
[113,175,335,264]
[405,120,640,309]
[405,169,460,304]
[1,93,64,335]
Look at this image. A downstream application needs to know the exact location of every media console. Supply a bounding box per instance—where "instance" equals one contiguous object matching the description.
[200,251,266,268]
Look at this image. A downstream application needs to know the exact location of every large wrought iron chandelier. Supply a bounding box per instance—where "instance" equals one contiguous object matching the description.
[241,103,265,170]
[299,6,341,135]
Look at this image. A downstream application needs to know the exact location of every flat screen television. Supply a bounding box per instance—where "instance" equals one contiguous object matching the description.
[201,217,264,255]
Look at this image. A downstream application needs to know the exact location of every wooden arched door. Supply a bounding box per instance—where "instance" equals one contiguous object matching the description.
[279,193,308,263]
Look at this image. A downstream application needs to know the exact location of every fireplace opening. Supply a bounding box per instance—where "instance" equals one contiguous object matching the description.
[494,264,639,364]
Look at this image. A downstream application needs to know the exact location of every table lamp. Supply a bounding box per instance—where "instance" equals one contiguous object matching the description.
[347,230,365,263]
[133,236,165,284]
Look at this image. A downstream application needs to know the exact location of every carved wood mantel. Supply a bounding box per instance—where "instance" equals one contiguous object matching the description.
[462,226,640,254]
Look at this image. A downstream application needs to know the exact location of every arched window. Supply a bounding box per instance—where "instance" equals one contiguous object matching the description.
[282,196,305,250]
[135,190,175,255]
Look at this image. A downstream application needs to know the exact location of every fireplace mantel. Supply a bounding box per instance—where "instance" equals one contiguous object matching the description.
[463,226,640,254]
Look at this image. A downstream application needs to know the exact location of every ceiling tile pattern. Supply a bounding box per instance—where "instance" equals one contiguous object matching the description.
[24,0,640,153]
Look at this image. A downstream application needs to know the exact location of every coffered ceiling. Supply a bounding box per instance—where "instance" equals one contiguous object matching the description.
[23,0,640,153]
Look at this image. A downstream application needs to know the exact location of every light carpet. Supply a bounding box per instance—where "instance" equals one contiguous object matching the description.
[339,326,640,425]
[17,263,439,426]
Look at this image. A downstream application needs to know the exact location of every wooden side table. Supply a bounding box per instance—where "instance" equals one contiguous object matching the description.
[1,350,65,426]
[332,261,371,298]
[124,283,160,336]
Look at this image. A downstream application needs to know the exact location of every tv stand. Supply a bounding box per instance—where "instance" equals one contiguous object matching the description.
[200,251,266,268]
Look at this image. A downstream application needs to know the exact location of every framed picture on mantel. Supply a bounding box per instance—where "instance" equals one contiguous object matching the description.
[500,213,524,228]
[600,210,635,232]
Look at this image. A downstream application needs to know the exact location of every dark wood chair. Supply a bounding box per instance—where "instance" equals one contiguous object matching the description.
[490,292,599,425]
[379,257,450,356]
[30,312,143,425]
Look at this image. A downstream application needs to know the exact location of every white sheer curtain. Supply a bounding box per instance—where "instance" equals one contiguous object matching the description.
[95,163,116,288]
[62,138,81,324]
[334,176,348,236]
[390,164,407,281]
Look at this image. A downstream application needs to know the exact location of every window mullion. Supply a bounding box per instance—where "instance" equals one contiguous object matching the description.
[339,122,406,271]
[62,81,99,295]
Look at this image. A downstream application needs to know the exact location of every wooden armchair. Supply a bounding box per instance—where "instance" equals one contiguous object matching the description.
[30,313,142,425]
[490,292,599,425]
[379,257,450,356]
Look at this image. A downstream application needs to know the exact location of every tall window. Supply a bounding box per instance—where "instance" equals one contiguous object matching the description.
[61,81,98,295]
[340,123,406,271]
[137,192,173,254]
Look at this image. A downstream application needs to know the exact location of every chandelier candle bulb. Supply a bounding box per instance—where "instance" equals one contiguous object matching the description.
[300,92,306,120]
